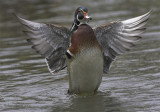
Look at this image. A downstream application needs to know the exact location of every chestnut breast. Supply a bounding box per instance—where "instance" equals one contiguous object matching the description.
[69,24,101,55]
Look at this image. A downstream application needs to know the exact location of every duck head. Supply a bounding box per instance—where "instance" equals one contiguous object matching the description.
[71,6,92,32]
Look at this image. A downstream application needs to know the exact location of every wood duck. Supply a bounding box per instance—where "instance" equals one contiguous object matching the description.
[16,6,151,95]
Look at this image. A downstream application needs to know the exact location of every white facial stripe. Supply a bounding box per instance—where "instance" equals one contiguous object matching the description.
[77,14,80,21]
[80,8,86,14]
[71,22,75,31]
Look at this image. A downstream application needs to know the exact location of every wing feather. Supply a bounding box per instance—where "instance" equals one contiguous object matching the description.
[16,15,71,73]
[94,10,152,73]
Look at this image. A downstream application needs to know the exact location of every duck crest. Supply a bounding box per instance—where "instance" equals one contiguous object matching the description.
[70,6,92,32]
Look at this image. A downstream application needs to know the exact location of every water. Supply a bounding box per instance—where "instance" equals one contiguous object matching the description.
[0,0,160,112]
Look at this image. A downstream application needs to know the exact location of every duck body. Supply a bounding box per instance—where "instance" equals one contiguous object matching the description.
[66,24,103,94]
[16,6,151,95]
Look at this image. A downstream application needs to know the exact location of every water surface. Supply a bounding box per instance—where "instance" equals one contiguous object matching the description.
[0,0,160,112]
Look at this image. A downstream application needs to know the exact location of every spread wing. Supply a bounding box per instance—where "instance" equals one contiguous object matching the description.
[16,15,71,73]
[94,10,152,74]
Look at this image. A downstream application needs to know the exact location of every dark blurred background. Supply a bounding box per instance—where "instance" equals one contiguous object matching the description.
[0,0,160,112]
